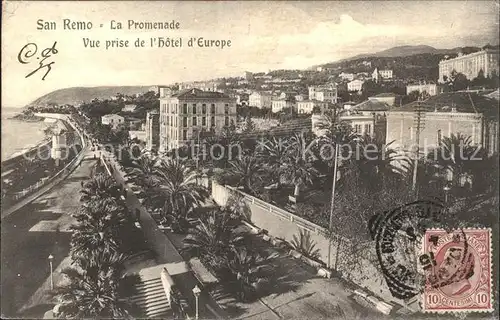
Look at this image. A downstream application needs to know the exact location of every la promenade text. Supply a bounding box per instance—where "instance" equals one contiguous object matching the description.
[37,19,181,30]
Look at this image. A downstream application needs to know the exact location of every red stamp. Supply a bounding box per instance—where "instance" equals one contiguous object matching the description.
[421,228,493,313]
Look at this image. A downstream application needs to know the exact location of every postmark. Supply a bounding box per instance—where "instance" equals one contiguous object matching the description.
[421,228,493,313]
[369,200,445,300]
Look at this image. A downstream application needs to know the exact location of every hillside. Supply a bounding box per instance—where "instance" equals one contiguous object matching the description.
[343,45,454,61]
[27,86,158,107]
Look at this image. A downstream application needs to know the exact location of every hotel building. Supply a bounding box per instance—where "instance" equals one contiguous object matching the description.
[438,48,500,83]
[159,88,237,151]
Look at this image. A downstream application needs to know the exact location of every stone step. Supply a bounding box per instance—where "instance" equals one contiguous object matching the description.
[145,302,171,318]
[130,289,166,304]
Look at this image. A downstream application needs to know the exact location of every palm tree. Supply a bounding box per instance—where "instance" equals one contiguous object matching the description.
[125,154,158,187]
[226,247,271,302]
[182,208,244,270]
[225,193,252,223]
[149,159,208,230]
[344,137,409,191]
[52,252,132,318]
[282,133,319,201]
[228,155,263,193]
[290,229,321,260]
[70,198,127,267]
[80,173,122,203]
[427,134,484,189]
[259,136,291,188]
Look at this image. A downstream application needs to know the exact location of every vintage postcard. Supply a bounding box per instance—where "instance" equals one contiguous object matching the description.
[1,1,498,319]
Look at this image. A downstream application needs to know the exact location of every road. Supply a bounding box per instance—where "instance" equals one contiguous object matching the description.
[1,156,97,318]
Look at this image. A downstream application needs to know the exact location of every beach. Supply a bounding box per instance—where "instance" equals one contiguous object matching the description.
[1,108,53,160]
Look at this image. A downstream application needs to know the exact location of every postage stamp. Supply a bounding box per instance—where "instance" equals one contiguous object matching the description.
[420,228,493,313]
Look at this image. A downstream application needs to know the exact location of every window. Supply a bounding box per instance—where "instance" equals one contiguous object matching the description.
[211,116,215,127]
[183,117,187,128]
[225,117,229,126]
[211,104,216,114]
[202,117,206,126]
[183,130,187,140]
[225,104,229,114]
[183,104,188,114]
[202,104,207,114]
[192,104,197,114]
[193,117,197,126]
[437,130,442,145]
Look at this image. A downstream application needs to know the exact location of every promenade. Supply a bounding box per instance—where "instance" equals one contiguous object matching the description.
[1,154,97,317]
[101,152,229,319]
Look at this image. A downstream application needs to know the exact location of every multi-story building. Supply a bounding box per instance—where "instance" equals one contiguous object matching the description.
[248,91,272,109]
[308,84,338,103]
[386,92,499,156]
[101,114,125,129]
[145,110,160,151]
[438,48,500,83]
[406,83,441,96]
[271,97,295,113]
[297,100,330,114]
[372,68,393,82]
[339,72,355,81]
[347,79,365,92]
[159,88,237,151]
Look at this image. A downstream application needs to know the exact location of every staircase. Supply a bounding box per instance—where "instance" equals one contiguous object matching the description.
[129,277,173,318]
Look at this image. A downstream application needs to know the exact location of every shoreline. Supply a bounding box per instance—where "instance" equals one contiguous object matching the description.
[1,118,65,163]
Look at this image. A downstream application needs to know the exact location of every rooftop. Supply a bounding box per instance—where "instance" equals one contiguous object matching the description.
[172,88,230,99]
[395,92,499,116]
[371,92,397,98]
[352,99,390,112]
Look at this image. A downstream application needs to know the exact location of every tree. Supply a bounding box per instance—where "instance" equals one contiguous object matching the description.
[53,252,132,318]
[228,155,264,193]
[242,115,256,133]
[182,208,244,271]
[259,136,291,188]
[225,247,271,302]
[427,134,485,190]
[125,154,158,188]
[148,159,208,231]
[446,70,470,91]
[282,133,319,201]
[290,229,321,261]
[70,198,127,267]
[80,173,122,203]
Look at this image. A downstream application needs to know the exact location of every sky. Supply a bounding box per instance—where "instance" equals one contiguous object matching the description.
[1,0,499,107]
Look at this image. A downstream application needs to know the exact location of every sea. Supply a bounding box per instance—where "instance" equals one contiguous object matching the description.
[1,108,51,161]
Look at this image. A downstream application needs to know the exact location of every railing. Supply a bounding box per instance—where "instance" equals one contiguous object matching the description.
[221,183,348,242]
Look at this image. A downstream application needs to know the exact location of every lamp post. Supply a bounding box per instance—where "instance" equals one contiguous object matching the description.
[48,254,54,290]
[443,185,451,204]
[192,285,201,320]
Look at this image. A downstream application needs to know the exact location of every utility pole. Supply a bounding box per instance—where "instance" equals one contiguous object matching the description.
[412,101,426,196]
[327,143,340,269]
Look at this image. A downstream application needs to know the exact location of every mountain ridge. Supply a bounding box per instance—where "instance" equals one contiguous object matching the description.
[27,85,159,108]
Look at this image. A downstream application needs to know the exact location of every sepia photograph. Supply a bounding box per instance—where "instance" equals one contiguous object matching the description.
[1,1,499,319]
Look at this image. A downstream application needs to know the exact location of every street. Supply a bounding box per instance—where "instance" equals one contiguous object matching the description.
[1,156,97,317]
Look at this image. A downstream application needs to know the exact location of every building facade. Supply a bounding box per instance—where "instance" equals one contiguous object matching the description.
[347,79,365,92]
[406,83,441,96]
[271,98,295,113]
[297,100,330,114]
[159,88,237,151]
[101,114,125,129]
[372,68,393,82]
[308,84,338,103]
[145,110,160,151]
[248,91,272,109]
[438,48,500,83]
